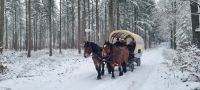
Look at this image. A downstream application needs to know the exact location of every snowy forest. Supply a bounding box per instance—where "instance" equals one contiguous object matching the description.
[0,0,200,90]
[0,0,159,56]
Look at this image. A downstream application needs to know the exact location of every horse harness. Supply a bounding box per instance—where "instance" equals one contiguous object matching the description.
[92,51,112,63]
[92,53,102,61]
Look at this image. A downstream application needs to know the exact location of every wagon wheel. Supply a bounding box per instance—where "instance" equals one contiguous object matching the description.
[129,59,134,72]
[130,63,134,72]
[137,58,141,66]
[128,55,134,72]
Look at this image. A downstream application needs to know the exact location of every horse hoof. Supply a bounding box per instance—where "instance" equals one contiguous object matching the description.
[97,78,101,80]
[111,75,115,79]
[119,72,123,76]
[97,77,101,80]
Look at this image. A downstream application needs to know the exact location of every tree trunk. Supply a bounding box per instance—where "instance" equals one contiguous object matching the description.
[109,0,114,33]
[25,0,28,51]
[66,16,70,48]
[0,0,4,53]
[59,0,62,53]
[116,0,120,30]
[33,18,36,51]
[87,0,90,41]
[82,0,87,42]
[39,22,42,50]
[148,31,151,48]
[91,0,94,42]
[172,1,176,49]
[5,15,8,49]
[14,6,18,51]
[35,17,38,51]
[63,18,66,49]
[144,27,147,49]
[78,0,81,54]
[170,24,173,49]
[190,0,200,48]
[95,0,99,44]
[53,19,56,49]
[33,17,38,51]
[49,0,52,56]
[105,2,108,40]
[27,0,32,57]
[134,5,137,34]
[12,1,15,50]
[131,15,134,32]
[173,19,176,49]
[71,0,75,48]
[19,19,22,51]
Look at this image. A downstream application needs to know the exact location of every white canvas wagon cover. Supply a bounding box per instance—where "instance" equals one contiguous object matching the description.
[109,30,144,54]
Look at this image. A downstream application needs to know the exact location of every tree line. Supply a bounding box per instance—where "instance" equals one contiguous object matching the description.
[0,0,160,57]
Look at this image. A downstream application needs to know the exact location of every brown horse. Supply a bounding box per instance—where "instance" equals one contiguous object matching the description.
[102,41,129,78]
[83,41,111,79]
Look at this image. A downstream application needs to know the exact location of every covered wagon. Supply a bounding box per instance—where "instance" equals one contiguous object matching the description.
[109,30,144,71]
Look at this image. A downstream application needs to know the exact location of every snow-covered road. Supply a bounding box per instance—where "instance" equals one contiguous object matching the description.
[0,47,195,90]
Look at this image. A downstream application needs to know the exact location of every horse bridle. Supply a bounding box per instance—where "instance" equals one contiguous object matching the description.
[103,55,112,63]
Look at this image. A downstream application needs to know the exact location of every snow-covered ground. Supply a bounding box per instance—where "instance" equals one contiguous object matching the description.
[0,46,199,90]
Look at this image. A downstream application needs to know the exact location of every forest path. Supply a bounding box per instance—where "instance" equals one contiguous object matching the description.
[0,46,173,90]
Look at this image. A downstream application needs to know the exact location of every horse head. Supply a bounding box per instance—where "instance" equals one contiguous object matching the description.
[102,41,112,57]
[83,41,92,58]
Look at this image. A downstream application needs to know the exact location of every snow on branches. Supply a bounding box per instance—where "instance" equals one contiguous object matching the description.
[173,45,200,82]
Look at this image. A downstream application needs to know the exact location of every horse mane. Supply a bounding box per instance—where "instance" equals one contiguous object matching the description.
[104,41,115,49]
[87,42,102,54]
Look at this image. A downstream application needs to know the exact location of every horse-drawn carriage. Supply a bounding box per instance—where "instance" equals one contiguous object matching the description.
[83,30,144,79]
[109,30,144,71]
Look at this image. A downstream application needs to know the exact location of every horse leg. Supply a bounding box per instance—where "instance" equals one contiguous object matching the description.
[111,65,115,78]
[107,62,111,74]
[118,65,123,76]
[122,62,127,73]
[95,65,101,80]
[101,63,105,75]
[98,65,102,79]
